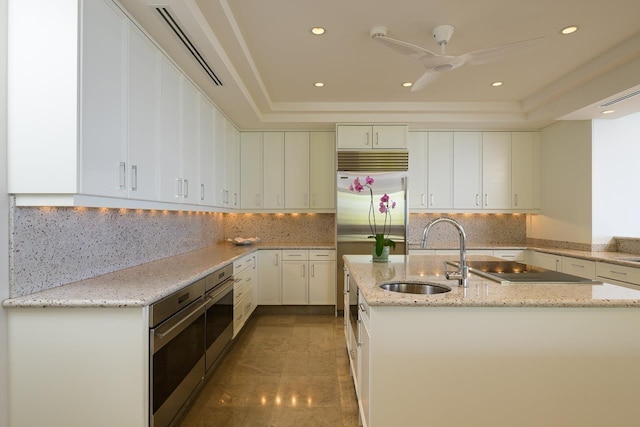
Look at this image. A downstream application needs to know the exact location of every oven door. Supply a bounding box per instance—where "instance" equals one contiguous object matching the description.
[205,277,234,371]
[150,296,207,427]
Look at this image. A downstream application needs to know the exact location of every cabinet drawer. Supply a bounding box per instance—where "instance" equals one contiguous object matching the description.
[234,278,252,305]
[282,250,308,260]
[234,254,254,274]
[596,262,640,285]
[309,250,336,261]
[562,257,596,280]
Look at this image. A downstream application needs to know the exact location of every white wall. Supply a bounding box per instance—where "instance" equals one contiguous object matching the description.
[528,120,593,244]
[0,0,9,425]
[592,113,640,243]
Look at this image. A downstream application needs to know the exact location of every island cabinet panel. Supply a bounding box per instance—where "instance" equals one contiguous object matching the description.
[8,307,148,427]
[596,262,640,287]
[365,305,640,427]
[257,250,283,305]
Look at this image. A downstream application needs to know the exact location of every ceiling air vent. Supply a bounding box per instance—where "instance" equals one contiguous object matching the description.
[599,89,640,107]
[155,7,223,86]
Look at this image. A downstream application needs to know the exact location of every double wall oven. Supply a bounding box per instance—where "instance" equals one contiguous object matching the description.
[149,263,234,427]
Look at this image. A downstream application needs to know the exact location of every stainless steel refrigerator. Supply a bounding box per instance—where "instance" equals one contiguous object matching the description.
[336,151,408,310]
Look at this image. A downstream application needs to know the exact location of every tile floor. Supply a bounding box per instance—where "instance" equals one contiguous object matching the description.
[178,312,360,426]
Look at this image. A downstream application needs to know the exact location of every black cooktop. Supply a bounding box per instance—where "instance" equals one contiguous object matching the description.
[449,260,601,284]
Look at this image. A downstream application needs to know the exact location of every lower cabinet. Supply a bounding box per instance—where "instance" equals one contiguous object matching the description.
[562,256,596,279]
[528,251,563,271]
[282,250,337,305]
[596,262,640,287]
[257,250,283,305]
[357,292,371,427]
[233,253,256,337]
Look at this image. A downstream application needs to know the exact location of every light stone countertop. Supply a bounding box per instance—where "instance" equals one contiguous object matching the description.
[345,254,640,308]
[2,242,334,308]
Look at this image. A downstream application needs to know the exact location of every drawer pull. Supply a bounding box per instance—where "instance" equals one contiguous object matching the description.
[610,270,628,276]
[571,264,585,268]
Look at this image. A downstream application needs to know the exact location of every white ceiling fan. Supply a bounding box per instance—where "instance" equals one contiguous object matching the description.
[370,25,544,92]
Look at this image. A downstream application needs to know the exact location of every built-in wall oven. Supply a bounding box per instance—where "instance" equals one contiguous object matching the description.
[149,264,234,427]
[205,264,234,371]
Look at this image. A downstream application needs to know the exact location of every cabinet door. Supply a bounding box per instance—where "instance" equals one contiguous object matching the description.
[309,261,336,305]
[530,251,563,271]
[427,132,454,209]
[309,132,336,209]
[213,109,227,207]
[198,95,215,205]
[358,311,371,427]
[240,132,264,209]
[453,132,482,209]
[408,132,428,208]
[562,256,596,279]
[336,125,372,149]
[80,0,127,197]
[372,125,407,149]
[159,57,181,202]
[482,132,511,209]
[180,78,200,204]
[258,250,282,305]
[282,261,309,304]
[284,132,310,209]
[263,132,285,209]
[127,24,159,201]
[511,132,537,210]
[226,121,241,208]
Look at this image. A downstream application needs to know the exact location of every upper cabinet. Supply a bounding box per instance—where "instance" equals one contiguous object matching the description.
[410,131,539,213]
[8,0,237,211]
[336,125,408,150]
[240,131,335,212]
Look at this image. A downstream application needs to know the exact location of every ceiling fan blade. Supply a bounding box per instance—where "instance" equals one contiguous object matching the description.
[464,37,545,65]
[372,34,439,60]
[411,69,440,92]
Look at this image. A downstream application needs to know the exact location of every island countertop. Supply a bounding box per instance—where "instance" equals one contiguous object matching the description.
[344,254,640,308]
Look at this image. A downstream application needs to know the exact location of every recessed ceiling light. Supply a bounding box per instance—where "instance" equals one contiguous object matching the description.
[491,81,503,87]
[402,82,413,87]
[314,82,325,87]
[602,109,615,114]
[311,27,325,35]
[560,26,578,35]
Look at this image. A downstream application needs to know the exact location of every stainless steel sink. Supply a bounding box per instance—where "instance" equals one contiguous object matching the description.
[379,281,451,295]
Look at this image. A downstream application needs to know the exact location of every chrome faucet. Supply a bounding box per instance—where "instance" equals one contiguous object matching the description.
[420,217,469,288]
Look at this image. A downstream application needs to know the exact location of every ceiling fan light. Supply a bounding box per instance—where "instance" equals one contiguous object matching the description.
[311,27,325,35]
[560,26,578,35]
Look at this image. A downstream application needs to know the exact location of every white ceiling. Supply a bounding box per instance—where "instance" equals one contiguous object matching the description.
[120,0,640,130]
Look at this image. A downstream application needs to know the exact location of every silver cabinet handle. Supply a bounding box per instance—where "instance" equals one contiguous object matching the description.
[175,178,183,198]
[119,162,126,190]
[475,194,479,206]
[365,132,370,145]
[421,193,425,206]
[301,264,306,277]
[571,263,585,268]
[610,270,628,276]
[234,192,238,206]
[375,132,379,145]
[484,194,489,206]
[200,184,205,201]
[430,193,434,206]
[183,179,189,198]
[514,193,518,206]
[130,165,137,191]
[275,253,279,266]
[359,303,366,312]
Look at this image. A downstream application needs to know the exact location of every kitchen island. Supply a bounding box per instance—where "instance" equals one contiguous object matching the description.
[344,254,640,427]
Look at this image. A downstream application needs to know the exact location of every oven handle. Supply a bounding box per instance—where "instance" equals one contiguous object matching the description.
[152,297,207,352]
[206,277,235,307]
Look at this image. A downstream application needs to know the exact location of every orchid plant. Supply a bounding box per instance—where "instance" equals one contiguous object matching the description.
[349,176,397,256]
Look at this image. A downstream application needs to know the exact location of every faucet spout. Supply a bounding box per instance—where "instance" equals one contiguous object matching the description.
[420,217,469,288]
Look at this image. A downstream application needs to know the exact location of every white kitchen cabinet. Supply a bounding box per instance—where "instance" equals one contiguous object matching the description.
[233,253,256,336]
[226,121,241,209]
[562,256,596,279]
[482,132,511,209]
[529,251,563,271]
[408,132,428,208]
[357,293,371,427]
[596,262,640,287]
[309,132,336,209]
[309,250,337,305]
[258,250,283,305]
[453,132,483,209]
[282,250,309,304]
[511,132,540,210]
[179,78,201,204]
[264,133,286,209]
[408,132,453,210]
[337,125,408,149]
[284,132,310,209]
[127,24,160,201]
[240,132,264,209]
[198,95,216,205]
[281,250,336,305]
[213,109,228,207]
